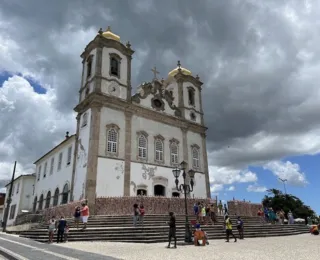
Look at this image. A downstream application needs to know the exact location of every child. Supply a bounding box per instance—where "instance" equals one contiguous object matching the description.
[48,217,56,243]
[64,224,70,242]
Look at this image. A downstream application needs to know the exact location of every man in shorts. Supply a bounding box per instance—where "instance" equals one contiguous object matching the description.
[80,202,89,230]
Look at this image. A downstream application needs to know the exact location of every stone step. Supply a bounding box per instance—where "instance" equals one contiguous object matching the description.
[20,230,309,243]
[26,224,307,233]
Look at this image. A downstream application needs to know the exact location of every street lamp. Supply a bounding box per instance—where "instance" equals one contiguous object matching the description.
[278,178,287,195]
[172,161,195,243]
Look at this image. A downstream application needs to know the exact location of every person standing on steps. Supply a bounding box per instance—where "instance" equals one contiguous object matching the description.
[133,203,139,227]
[167,212,177,249]
[74,206,81,229]
[224,204,228,216]
[56,216,67,243]
[80,202,89,230]
[139,204,145,227]
[48,216,56,243]
[237,216,244,239]
[225,216,237,243]
[218,200,223,216]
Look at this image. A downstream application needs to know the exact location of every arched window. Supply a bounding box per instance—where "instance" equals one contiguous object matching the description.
[188,88,195,106]
[138,135,147,159]
[45,191,51,209]
[38,194,44,210]
[33,196,37,212]
[53,188,59,206]
[170,143,178,164]
[192,147,200,168]
[107,129,118,153]
[110,58,120,77]
[86,56,93,79]
[155,140,164,161]
[61,184,69,204]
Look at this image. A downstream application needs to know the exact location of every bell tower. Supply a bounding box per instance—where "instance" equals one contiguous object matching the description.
[78,26,134,103]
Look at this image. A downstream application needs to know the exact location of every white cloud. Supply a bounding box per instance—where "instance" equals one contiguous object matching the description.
[210,184,224,193]
[263,160,308,186]
[0,76,75,180]
[226,186,235,191]
[247,184,267,193]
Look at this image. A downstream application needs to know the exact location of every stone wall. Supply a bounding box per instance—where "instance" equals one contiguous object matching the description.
[227,200,262,217]
[15,212,44,225]
[41,196,213,220]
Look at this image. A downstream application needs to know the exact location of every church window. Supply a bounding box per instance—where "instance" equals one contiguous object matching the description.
[50,157,54,175]
[109,53,121,78]
[155,139,164,161]
[137,189,147,196]
[61,183,69,204]
[188,88,195,106]
[45,191,51,209]
[85,87,90,97]
[138,135,147,159]
[37,165,41,181]
[107,129,118,154]
[58,152,63,171]
[86,57,92,79]
[53,188,59,206]
[82,113,88,127]
[43,161,47,178]
[192,147,200,168]
[67,146,72,165]
[170,143,179,164]
[38,194,44,210]
[190,112,196,121]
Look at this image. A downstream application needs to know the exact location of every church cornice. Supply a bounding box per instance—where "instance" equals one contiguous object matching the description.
[174,73,203,90]
[73,92,207,134]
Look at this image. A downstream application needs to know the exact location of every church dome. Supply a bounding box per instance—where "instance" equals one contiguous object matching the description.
[168,66,192,77]
[101,26,120,42]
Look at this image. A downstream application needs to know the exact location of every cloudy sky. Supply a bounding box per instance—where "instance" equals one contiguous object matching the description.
[0,0,319,214]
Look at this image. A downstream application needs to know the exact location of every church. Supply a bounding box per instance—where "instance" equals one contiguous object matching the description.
[30,26,211,213]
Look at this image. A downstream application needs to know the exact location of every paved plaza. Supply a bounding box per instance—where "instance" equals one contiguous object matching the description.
[58,234,318,260]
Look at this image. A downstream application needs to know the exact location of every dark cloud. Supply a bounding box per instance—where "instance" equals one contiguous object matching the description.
[0,0,320,182]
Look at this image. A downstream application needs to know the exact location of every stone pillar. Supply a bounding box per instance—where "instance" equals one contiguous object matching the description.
[94,47,103,93]
[198,88,204,125]
[70,114,81,201]
[201,133,211,198]
[181,126,191,196]
[177,78,185,118]
[123,110,133,196]
[85,105,101,213]
[126,56,132,101]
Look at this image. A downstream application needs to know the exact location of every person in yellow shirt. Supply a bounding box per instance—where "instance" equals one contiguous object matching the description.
[225,216,237,242]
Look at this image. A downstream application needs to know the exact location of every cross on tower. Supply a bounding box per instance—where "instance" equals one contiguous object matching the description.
[177,60,182,71]
[151,66,160,80]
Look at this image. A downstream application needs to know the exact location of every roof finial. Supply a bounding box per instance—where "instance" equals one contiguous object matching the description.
[196,74,200,80]
[177,60,181,72]
[98,28,103,34]
[65,131,69,139]
[107,26,111,31]
[151,66,160,80]
[126,41,131,49]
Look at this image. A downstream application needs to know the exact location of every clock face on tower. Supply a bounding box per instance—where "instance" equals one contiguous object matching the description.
[108,82,120,97]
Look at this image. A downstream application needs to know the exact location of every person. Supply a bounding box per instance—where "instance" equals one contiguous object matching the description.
[225,216,237,242]
[224,204,228,215]
[74,206,81,229]
[193,203,199,221]
[56,216,67,243]
[64,224,69,242]
[167,212,177,248]
[80,202,89,230]
[288,211,294,225]
[237,216,244,239]
[48,216,56,243]
[193,224,208,246]
[218,200,223,216]
[133,203,139,227]
[139,204,145,226]
[279,210,285,225]
[310,225,319,235]
[210,204,217,225]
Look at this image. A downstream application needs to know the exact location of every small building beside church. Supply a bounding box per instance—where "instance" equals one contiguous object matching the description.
[4,174,35,226]
[30,26,211,213]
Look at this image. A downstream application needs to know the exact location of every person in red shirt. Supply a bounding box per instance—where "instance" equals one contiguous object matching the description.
[80,202,89,230]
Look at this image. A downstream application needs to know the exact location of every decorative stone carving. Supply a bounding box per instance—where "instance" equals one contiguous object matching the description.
[169,138,180,145]
[130,181,137,193]
[152,176,168,186]
[77,139,87,168]
[131,80,182,116]
[114,162,124,180]
[141,164,157,180]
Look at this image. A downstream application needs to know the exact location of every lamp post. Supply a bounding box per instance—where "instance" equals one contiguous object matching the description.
[172,161,195,243]
[278,178,287,195]
[2,161,17,232]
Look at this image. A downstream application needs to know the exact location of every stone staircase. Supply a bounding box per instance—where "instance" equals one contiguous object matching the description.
[18,215,309,243]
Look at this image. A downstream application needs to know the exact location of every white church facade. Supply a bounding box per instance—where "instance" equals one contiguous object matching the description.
[28,26,211,213]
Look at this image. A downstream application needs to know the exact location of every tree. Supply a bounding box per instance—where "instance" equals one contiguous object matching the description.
[262,189,315,219]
